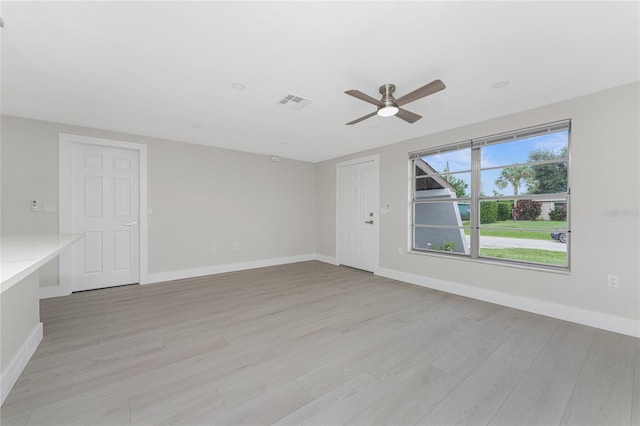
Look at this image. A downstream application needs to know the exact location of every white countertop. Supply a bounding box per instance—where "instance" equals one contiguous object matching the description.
[1,234,83,293]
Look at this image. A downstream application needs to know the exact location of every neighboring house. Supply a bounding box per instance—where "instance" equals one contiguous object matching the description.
[540,200,567,220]
[413,159,469,254]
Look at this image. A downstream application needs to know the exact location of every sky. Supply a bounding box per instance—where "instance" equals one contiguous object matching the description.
[422,130,568,197]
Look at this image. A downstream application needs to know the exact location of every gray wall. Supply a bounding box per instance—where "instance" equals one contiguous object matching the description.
[316,82,640,322]
[1,115,316,284]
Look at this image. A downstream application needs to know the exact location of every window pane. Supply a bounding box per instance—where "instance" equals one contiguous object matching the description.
[417,149,471,174]
[413,200,469,255]
[527,161,568,194]
[481,164,567,197]
[479,229,568,267]
[415,171,471,200]
[478,199,569,266]
[481,131,568,169]
[481,130,568,196]
[414,226,470,254]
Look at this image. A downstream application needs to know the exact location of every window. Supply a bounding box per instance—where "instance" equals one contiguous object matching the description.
[410,120,570,269]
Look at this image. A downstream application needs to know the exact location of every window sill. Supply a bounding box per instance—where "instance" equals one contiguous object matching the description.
[407,249,571,275]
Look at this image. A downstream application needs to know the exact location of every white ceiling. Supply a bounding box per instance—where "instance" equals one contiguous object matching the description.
[1,1,638,163]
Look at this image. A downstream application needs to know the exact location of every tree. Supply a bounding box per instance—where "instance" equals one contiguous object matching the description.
[526,147,568,194]
[495,166,533,219]
[495,166,532,198]
[443,164,468,198]
[445,174,468,198]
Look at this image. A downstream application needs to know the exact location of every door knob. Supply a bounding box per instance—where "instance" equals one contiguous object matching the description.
[124,221,138,227]
[365,220,373,224]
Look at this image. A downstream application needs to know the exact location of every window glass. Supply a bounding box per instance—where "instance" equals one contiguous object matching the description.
[420,149,471,174]
[414,226,470,254]
[410,122,570,270]
[414,151,472,201]
[481,132,568,168]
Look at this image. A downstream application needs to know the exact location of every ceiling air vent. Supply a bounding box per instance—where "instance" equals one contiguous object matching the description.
[277,93,313,110]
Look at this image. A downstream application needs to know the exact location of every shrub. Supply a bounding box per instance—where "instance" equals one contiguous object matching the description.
[480,201,498,224]
[513,199,542,220]
[433,241,457,252]
[497,201,513,221]
[549,206,567,221]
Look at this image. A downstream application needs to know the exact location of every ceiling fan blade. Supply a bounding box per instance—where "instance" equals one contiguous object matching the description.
[395,79,446,106]
[346,111,377,125]
[395,108,422,123]
[345,90,384,107]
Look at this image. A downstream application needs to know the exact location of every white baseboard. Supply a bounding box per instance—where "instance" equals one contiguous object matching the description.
[376,267,640,338]
[315,254,339,265]
[143,253,318,285]
[1,322,43,406]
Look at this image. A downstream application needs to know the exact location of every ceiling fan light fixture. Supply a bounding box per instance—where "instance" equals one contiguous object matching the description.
[377,105,399,117]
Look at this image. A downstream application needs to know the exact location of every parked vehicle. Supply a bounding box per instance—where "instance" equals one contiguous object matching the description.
[550,229,568,243]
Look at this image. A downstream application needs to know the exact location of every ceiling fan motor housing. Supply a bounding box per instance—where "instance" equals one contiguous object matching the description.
[379,84,399,112]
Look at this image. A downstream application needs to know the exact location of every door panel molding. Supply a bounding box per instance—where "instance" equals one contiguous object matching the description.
[336,154,379,273]
[58,134,148,297]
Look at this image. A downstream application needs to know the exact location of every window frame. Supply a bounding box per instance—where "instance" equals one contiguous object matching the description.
[409,119,571,271]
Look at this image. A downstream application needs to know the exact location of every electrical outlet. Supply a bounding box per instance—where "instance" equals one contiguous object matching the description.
[211,244,218,253]
[234,243,240,250]
[607,274,619,288]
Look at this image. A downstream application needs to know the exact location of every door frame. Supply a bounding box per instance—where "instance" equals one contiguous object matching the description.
[336,154,380,273]
[57,133,148,296]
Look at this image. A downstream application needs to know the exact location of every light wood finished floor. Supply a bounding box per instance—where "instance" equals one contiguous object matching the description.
[2,261,638,426]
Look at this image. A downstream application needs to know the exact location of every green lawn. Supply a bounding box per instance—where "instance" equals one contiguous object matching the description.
[462,220,566,240]
[480,248,567,266]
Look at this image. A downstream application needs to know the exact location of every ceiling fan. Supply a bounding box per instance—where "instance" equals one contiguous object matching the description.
[344,79,446,125]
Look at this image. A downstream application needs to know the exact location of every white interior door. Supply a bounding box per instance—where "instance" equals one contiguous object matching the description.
[70,143,140,291]
[338,158,378,272]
